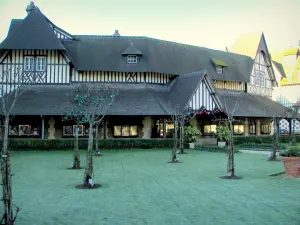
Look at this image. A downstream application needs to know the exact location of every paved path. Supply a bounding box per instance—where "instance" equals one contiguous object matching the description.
[239,149,280,156]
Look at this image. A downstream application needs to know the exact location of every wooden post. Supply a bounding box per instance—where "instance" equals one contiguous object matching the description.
[103,116,107,139]
[163,117,166,138]
[41,115,44,141]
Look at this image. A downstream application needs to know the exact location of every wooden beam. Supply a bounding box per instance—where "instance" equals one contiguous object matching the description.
[163,117,166,138]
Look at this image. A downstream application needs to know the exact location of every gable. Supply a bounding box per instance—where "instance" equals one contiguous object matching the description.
[188,76,221,111]
[0,9,64,50]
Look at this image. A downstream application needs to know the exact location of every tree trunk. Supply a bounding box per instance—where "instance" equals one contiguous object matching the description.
[1,115,14,224]
[227,119,235,176]
[72,124,80,169]
[171,124,178,162]
[292,118,296,145]
[83,122,94,187]
[179,122,185,154]
[270,118,278,160]
[95,125,99,154]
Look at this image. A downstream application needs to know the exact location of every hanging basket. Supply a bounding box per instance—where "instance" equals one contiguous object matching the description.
[281,157,300,178]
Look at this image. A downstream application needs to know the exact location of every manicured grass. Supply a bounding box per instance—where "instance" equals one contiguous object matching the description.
[1,149,300,225]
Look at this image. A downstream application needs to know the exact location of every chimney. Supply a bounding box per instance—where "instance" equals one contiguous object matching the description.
[113,30,120,37]
[26,2,36,14]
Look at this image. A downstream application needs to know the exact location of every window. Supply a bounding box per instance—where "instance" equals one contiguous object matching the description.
[36,57,46,71]
[127,55,137,64]
[249,124,256,135]
[233,125,244,135]
[114,125,138,137]
[204,125,216,134]
[73,125,84,136]
[253,52,269,87]
[216,66,223,74]
[24,56,47,72]
[11,125,40,136]
[261,124,271,134]
[24,56,34,71]
[62,125,88,136]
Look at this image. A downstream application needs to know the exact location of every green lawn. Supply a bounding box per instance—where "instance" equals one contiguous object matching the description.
[2,149,300,225]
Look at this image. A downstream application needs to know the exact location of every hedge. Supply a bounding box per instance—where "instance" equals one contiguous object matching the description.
[195,145,239,153]
[236,143,287,150]
[1,138,176,150]
[233,135,300,145]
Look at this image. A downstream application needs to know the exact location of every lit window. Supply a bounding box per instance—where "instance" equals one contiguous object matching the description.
[249,123,256,135]
[216,66,223,74]
[127,55,137,64]
[36,57,46,71]
[24,56,34,71]
[233,125,244,135]
[114,125,138,137]
[261,124,271,134]
[204,125,217,134]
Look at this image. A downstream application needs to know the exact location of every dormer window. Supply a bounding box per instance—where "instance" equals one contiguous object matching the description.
[127,55,138,64]
[122,42,143,64]
[216,66,223,74]
[211,58,227,75]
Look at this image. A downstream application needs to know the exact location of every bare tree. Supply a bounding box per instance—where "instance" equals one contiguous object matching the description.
[167,102,199,162]
[214,93,242,179]
[0,67,28,224]
[63,104,83,169]
[72,84,117,188]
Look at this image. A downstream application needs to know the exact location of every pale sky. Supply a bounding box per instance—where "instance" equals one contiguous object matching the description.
[0,0,299,52]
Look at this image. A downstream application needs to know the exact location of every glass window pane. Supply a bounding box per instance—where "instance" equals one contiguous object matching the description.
[114,126,121,136]
[211,125,216,133]
[122,126,130,136]
[130,126,138,136]
[63,126,73,136]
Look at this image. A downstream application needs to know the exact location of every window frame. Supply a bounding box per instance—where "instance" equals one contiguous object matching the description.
[261,124,271,134]
[203,124,217,135]
[233,124,244,135]
[36,56,47,72]
[127,55,138,64]
[113,125,138,137]
[24,56,34,71]
[216,66,223,74]
[249,124,256,135]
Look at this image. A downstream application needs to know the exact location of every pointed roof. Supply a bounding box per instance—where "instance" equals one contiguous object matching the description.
[272,60,286,78]
[122,42,143,55]
[230,33,262,59]
[0,8,64,50]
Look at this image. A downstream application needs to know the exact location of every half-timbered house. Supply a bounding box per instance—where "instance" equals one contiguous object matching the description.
[0,3,290,141]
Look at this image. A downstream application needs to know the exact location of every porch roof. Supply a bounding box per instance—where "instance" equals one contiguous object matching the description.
[216,90,291,118]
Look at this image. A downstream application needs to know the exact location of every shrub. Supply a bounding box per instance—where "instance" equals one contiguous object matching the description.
[195,145,239,153]
[280,147,300,157]
[216,125,230,142]
[237,143,287,150]
[233,135,300,145]
[184,126,201,143]
[3,138,176,151]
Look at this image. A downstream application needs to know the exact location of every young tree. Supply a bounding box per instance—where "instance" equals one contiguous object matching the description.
[63,105,83,169]
[0,67,27,224]
[72,84,117,188]
[215,93,242,179]
[168,102,199,162]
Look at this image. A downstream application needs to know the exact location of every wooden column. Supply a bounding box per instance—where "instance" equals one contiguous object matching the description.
[256,119,260,136]
[288,119,292,135]
[103,117,107,139]
[41,116,44,141]
[163,117,166,138]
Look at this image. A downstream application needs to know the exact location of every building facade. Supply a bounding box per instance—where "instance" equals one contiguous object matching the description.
[0,3,292,141]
